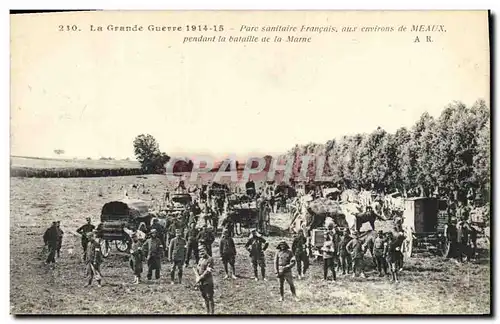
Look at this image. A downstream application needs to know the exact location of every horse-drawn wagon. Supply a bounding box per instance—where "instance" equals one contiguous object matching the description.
[225,194,270,235]
[401,197,449,260]
[99,198,153,257]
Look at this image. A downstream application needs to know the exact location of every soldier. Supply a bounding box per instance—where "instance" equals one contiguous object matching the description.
[151,218,167,256]
[198,225,215,257]
[321,233,336,281]
[338,228,353,275]
[446,218,458,259]
[274,241,298,302]
[291,229,309,279]
[168,229,187,284]
[221,211,235,238]
[85,232,104,287]
[185,222,200,267]
[457,218,471,263]
[43,221,58,266]
[219,229,237,279]
[244,229,269,281]
[195,245,215,314]
[145,228,163,281]
[384,232,402,282]
[372,230,388,276]
[55,221,64,258]
[129,233,144,284]
[76,217,95,261]
[346,231,366,278]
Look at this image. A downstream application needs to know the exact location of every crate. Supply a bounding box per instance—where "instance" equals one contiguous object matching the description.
[311,228,327,248]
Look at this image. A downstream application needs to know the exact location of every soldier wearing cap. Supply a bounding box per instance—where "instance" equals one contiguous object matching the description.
[151,218,167,256]
[383,231,401,282]
[219,229,237,279]
[185,221,200,267]
[274,241,298,302]
[77,217,96,261]
[197,224,215,257]
[338,228,352,275]
[129,232,144,284]
[168,229,187,284]
[85,231,104,287]
[43,221,59,265]
[291,229,309,279]
[144,228,163,281]
[195,244,215,314]
[244,228,269,281]
[346,231,366,278]
[372,230,388,276]
[321,232,337,281]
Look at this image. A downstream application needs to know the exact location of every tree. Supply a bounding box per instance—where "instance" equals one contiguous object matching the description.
[133,134,170,174]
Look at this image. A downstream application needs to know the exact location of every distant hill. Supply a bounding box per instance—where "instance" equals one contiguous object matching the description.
[10,156,141,170]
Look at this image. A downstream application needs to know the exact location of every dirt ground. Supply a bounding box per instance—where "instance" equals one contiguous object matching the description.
[10,175,491,315]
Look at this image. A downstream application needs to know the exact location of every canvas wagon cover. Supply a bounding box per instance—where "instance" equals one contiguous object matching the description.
[101,199,150,220]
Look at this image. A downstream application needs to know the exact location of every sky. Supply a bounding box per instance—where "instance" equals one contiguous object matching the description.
[10,11,490,160]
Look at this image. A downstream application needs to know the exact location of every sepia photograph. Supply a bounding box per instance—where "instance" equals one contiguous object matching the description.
[9,10,491,315]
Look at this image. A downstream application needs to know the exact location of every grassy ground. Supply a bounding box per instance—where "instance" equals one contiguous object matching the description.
[10,175,491,315]
[10,156,140,170]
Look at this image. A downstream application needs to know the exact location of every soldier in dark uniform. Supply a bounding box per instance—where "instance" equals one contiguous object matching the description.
[346,231,366,278]
[76,217,95,261]
[55,221,64,258]
[151,218,167,256]
[198,225,215,257]
[445,218,458,259]
[457,219,471,263]
[129,233,144,284]
[195,245,215,314]
[245,229,269,281]
[145,229,163,281]
[219,229,237,279]
[221,211,235,238]
[43,222,58,265]
[274,241,298,302]
[373,230,388,276]
[291,229,309,279]
[85,232,103,287]
[384,232,402,282]
[185,222,200,267]
[338,228,352,275]
[168,229,187,284]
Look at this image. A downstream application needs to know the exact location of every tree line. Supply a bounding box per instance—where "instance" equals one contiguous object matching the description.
[284,100,490,204]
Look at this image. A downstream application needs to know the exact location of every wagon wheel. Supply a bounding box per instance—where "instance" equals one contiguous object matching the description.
[100,240,110,258]
[115,239,131,253]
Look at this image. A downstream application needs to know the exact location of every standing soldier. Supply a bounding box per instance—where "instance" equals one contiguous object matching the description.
[346,231,366,278]
[445,218,458,259]
[85,232,104,287]
[219,229,237,279]
[245,229,269,281]
[76,217,95,261]
[384,232,402,282]
[321,233,337,281]
[457,218,471,263]
[151,218,167,256]
[372,230,388,276]
[195,245,215,314]
[145,229,163,281]
[274,241,298,302]
[338,228,352,275]
[198,225,215,257]
[129,233,144,284]
[185,222,200,267]
[55,221,64,258]
[291,229,309,279]
[43,221,58,266]
[221,211,235,238]
[168,229,187,284]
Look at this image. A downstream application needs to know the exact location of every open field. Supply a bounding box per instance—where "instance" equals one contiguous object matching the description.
[11,156,140,170]
[10,175,491,315]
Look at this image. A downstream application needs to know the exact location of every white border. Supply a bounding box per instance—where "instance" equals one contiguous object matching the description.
[3,1,498,323]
